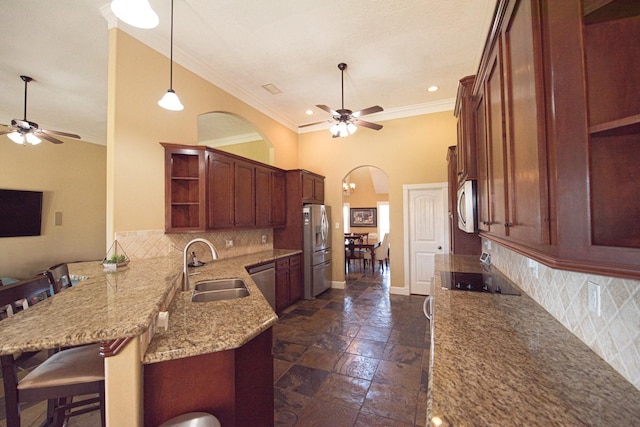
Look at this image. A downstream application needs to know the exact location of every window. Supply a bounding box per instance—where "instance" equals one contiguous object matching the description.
[377,202,389,238]
[343,203,350,233]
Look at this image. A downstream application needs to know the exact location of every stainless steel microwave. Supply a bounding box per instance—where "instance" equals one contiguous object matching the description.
[457,180,477,233]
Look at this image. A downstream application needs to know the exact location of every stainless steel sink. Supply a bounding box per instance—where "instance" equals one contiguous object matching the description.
[191,278,250,302]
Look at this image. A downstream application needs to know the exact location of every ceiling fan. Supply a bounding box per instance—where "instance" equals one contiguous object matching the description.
[0,75,81,145]
[301,63,383,138]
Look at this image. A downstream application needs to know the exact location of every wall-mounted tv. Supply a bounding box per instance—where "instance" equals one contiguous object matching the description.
[0,189,44,237]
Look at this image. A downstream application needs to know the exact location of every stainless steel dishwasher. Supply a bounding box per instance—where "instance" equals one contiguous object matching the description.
[247,262,276,310]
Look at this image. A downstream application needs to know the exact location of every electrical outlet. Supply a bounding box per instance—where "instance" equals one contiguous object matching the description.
[528,259,539,279]
[484,240,492,250]
[588,281,601,317]
[225,239,233,248]
[261,235,267,244]
[335,222,340,229]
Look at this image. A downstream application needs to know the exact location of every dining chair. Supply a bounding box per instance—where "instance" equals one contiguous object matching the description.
[345,243,365,273]
[378,233,390,271]
[0,275,105,427]
[45,263,74,293]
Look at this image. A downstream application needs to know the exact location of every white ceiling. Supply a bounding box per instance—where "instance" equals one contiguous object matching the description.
[0,0,496,145]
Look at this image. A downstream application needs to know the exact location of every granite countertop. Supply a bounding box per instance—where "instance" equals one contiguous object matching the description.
[429,255,640,426]
[142,250,298,364]
[0,250,297,363]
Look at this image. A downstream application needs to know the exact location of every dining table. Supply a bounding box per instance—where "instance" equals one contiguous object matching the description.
[345,240,381,274]
[344,232,369,244]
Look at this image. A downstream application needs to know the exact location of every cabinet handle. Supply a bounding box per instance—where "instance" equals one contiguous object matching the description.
[504,222,513,228]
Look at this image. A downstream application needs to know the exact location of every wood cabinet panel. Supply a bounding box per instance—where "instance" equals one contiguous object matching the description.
[468,0,640,278]
[233,160,255,227]
[501,0,549,244]
[288,254,303,303]
[144,328,273,427]
[207,153,235,229]
[485,45,508,238]
[275,255,302,313]
[454,75,477,183]
[164,144,286,232]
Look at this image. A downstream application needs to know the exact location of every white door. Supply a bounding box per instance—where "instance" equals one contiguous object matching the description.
[404,184,447,295]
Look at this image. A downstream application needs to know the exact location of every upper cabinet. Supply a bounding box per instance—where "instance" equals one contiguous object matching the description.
[465,0,640,279]
[162,143,286,232]
[454,75,477,184]
[163,144,207,233]
[301,171,325,204]
[273,170,325,250]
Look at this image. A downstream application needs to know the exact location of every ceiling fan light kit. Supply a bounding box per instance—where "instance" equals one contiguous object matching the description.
[158,0,184,111]
[110,0,159,29]
[300,62,383,138]
[0,75,81,145]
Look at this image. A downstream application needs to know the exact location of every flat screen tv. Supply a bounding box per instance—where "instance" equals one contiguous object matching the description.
[0,189,43,237]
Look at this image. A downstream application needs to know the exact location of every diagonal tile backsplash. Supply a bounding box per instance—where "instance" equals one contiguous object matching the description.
[487,239,640,391]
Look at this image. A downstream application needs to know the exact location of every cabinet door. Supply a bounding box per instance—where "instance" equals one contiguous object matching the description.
[313,176,324,203]
[474,89,491,233]
[234,161,256,227]
[501,0,549,244]
[275,258,290,313]
[301,173,315,202]
[485,43,508,238]
[255,167,272,227]
[455,75,477,183]
[207,153,235,229]
[271,171,286,227]
[288,255,302,303]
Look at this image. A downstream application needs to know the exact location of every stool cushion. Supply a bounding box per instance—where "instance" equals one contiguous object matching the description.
[18,345,104,390]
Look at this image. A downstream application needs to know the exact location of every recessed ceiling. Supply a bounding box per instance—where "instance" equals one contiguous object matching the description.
[0,0,496,145]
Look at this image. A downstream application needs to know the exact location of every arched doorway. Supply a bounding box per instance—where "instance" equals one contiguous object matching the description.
[342,165,390,278]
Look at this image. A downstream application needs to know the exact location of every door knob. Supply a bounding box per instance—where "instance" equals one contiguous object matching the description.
[437,246,442,250]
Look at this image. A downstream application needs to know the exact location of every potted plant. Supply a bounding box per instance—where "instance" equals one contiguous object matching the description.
[103,240,130,271]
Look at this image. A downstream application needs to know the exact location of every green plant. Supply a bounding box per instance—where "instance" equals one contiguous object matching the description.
[104,254,127,264]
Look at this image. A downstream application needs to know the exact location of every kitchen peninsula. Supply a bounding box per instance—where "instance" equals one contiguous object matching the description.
[429,255,640,425]
[0,249,299,426]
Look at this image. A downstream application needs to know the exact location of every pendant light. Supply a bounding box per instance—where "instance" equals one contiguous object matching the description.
[158,0,184,111]
[110,0,159,29]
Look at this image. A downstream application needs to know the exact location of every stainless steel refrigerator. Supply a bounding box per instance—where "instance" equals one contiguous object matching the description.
[302,204,332,299]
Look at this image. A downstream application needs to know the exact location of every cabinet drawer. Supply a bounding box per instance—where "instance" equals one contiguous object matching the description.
[289,255,301,267]
[276,258,289,270]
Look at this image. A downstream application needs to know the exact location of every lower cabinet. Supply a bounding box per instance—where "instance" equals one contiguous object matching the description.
[275,254,302,313]
[143,328,273,427]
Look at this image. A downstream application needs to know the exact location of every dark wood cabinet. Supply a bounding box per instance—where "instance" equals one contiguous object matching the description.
[454,75,477,183]
[163,143,285,232]
[301,171,325,204]
[447,147,481,255]
[144,328,273,427]
[273,170,325,250]
[162,144,207,232]
[466,0,640,279]
[275,254,302,313]
[256,167,286,228]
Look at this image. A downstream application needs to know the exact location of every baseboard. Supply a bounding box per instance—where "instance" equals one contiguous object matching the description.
[389,286,410,296]
[331,280,346,290]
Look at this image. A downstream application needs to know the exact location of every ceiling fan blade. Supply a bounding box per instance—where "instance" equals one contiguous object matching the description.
[36,132,65,144]
[316,105,339,116]
[299,120,330,128]
[41,128,81,139]
[354,120,383,131]
[352,105,383,118]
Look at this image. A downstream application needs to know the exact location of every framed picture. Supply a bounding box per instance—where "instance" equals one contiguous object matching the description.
[350,208,377,227]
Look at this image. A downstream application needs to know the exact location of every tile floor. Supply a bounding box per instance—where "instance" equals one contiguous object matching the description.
[273,268,430,426]
[0,266,431,427]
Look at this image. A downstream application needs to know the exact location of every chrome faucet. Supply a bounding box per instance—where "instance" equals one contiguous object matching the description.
[183,238,218,291]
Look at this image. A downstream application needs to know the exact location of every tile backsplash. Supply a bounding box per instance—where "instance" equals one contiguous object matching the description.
[487,239,640,391]
[114,229,273,262]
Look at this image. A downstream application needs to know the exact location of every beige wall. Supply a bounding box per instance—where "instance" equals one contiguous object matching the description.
[298,112,456,288]
[107,29,298,239]
[0,137,106,278]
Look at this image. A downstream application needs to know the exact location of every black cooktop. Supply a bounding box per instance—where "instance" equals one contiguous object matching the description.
[440,271,521,296]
